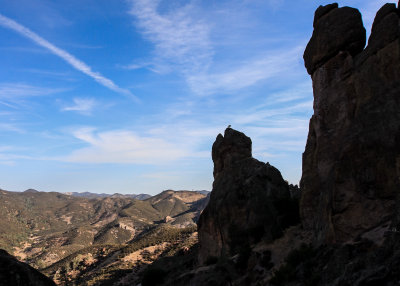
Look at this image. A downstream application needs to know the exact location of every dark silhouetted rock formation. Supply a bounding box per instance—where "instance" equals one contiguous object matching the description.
[304,3,366,75]
[152,4,400,286]
[301,2,400,244]
[0,249,56,286]
[198,128,298,264]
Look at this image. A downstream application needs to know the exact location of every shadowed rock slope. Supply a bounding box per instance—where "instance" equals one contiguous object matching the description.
[0,249,55,286]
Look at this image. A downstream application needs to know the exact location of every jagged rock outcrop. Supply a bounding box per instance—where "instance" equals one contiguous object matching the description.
[147,4,400,286]
[198,128,298,264]
[301,2,400,244]
[303,3,366,75]
[0,249,56,286]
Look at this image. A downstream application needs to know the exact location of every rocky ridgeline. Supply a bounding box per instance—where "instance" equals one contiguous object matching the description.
[301,2,400,244]
[198,128,298,264]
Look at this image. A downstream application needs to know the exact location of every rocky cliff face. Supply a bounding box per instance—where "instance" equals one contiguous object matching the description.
[301,3,400,244]
[149,4,400,286]
[0,249,56,286]
[198,128,297,264]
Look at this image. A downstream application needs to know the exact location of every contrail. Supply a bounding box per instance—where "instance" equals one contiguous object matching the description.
[0,13,138,101]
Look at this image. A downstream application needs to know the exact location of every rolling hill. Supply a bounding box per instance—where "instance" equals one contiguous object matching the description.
[0,188,208,284]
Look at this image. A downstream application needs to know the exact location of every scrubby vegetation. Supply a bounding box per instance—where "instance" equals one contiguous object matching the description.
[0,189,207,285]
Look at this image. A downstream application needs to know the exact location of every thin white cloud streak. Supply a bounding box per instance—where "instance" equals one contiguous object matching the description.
[188,47,304,95]
[58,77,313,166]
[0,152,34,161]
[0,145,35,165]
[246,124,309,137]
[232,101,313,126]
[62,98,96,115]
[63,128,195,164]
[21,68,73,78]
[0,146,14,152]
[266,81,312,103]
[0,123,25,133]
[0,83,64,109]
[0,83,61,98]
[0,13,137,101]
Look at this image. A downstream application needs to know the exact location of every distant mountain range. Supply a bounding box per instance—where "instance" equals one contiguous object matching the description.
[64,190,209,200]
[63,191,152,200]
[0,188,209,285]
[56,189,208,200]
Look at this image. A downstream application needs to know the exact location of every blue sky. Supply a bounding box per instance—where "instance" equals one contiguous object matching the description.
[0,0,394,195]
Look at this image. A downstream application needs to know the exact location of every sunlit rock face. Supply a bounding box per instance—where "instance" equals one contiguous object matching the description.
[198,128,295,264]
[301,3,400,244]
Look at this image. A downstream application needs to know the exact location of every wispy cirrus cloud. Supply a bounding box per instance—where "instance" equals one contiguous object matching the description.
[188,46,305,95]
[0,83,61,98]
[0,83,64,109]
[63,128,192,164]
[127,0,213,75]
[128,0,307,96]
[20,68,73,78]
[0,13,137,101]
[62,98,96,116]
[0,123,25,134]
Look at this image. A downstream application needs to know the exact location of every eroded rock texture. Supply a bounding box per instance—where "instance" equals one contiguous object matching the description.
[198,128,296,264]
[301,3,400,244]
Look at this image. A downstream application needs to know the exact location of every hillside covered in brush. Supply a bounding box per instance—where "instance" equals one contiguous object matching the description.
[0,188,208,284]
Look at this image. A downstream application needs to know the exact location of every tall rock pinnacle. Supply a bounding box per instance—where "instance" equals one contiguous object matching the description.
[300,3,400,244]
[198,128,296,264]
